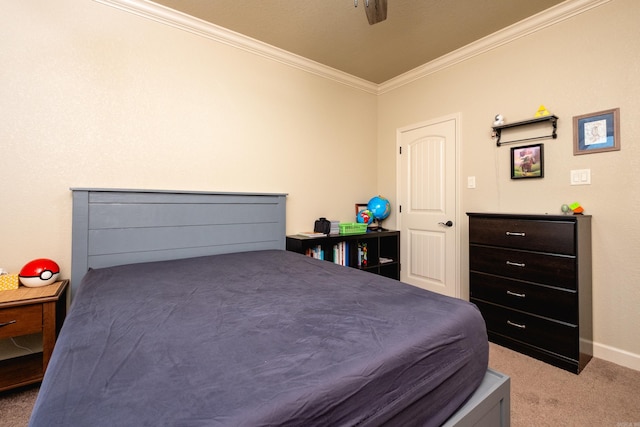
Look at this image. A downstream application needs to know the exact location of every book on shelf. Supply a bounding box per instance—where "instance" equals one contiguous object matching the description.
[297,232,327,238]
[332,241,349,267]
[305,245,324,260]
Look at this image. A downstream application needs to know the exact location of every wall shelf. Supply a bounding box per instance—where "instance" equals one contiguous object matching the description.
[492,115,558,146]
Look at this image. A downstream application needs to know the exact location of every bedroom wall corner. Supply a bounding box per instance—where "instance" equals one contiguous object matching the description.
[376,0,640,370]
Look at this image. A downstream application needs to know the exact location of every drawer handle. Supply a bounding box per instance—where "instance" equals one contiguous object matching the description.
[0,320,17,328]
[505,232,526,237]
[506,261,525,268]
[507,320,526,329]
[506,290,526,298]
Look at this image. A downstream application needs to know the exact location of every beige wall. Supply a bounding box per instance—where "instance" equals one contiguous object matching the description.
[1,0,378,277]
[378,0,640,368]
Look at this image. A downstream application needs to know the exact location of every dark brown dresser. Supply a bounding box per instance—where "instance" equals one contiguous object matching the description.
[467,213,592,374]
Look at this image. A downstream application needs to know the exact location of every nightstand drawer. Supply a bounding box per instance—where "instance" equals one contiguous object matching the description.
[0,305,42,339]
[474,300,578,359]
[470,272,577,323]
[470,245,576,290]
[469,217,575,255]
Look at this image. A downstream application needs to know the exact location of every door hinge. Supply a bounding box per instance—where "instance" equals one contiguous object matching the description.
[399,146,402,155]
[399,205,402,213]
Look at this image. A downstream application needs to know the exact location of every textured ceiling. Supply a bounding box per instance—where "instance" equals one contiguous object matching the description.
[152,0,566,84]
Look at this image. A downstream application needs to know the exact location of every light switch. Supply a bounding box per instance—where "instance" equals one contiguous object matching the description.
[570,169,591,185]
[467,176,476,189]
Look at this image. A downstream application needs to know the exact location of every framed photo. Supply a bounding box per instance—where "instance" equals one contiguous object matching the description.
[511,143,544,179]
[355,203,368,216]
[573,108,620,155]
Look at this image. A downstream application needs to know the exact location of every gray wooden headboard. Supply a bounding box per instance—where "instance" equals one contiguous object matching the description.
[71,188,287,297]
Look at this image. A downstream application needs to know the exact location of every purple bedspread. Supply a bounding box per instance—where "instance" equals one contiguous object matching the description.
[30,250,487,426]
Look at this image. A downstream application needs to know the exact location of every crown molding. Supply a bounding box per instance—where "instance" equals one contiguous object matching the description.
[93,0,379,94]
[94,0,609,96]
[378,0,611,94]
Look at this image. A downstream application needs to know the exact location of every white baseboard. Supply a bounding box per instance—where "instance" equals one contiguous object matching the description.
[593,342,640,372]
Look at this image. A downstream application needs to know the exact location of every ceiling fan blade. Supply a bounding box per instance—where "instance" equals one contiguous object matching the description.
[365,0,387,25]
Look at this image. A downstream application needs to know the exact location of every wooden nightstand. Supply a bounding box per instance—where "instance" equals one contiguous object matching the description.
[0,280,69,391]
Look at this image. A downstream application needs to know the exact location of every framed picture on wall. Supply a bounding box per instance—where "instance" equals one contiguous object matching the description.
[573,108,620,155]
[511,143,544,179]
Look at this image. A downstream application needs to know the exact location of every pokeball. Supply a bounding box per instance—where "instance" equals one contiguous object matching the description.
[19,258,60,287]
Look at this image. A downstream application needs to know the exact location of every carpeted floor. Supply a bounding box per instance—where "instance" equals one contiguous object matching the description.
[0,383,38,427]
[488,343,640,427]
[1,343,639,426]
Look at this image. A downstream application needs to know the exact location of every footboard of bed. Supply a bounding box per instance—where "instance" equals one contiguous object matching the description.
[442,368,510,427]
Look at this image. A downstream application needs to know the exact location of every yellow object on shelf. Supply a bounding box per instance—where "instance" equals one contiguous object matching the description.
[339,223,368,235]
[534,104,550,117]
[0,274,19,291]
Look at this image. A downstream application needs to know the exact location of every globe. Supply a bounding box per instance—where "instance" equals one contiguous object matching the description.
[367,196,391,221]
[356,209,374,224]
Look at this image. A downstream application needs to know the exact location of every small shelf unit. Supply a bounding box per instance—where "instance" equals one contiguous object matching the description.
[286,230,400,280]
[493,115,558,146]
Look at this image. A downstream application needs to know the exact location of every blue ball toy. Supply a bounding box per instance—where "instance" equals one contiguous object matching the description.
[356,209,374,224]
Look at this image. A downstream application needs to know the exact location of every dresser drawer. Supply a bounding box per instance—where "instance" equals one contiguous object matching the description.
[470,245,576,290]
[473,300,578,359]
[470,272,577,323]
[469,217,575,255]
[0,305,42,339]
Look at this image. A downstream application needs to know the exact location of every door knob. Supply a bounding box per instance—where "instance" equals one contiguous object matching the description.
[438,220,454,227]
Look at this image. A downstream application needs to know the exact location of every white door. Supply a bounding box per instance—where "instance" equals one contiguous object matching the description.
[397,115,458,297]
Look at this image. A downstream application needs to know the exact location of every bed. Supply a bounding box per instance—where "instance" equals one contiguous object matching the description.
[30,188,509,426]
